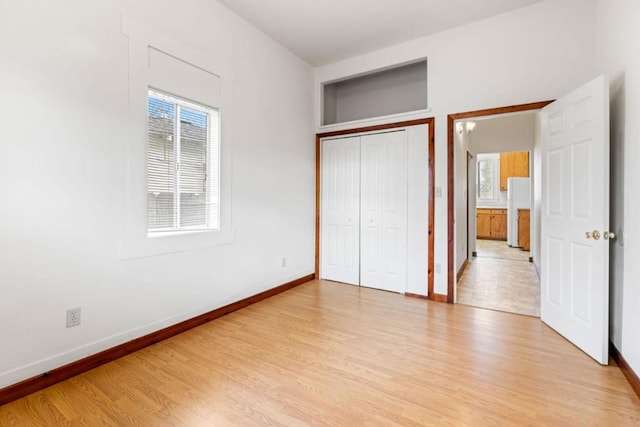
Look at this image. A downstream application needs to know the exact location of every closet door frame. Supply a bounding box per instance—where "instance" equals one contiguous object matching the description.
[315,118,436,299]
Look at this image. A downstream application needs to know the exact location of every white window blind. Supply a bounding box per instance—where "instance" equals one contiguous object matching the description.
[147,89,220,234]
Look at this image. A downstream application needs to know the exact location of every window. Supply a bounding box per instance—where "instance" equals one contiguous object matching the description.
[121,23,234,259]
[477,156,499,201]
[147,89,220,234]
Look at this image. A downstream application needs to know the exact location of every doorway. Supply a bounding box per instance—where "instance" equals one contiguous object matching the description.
[447,101,553,311]
[459,148,538,316]
[448,77,611,365]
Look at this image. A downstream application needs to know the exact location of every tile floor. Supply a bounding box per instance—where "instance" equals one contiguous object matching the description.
[457,239,540,317]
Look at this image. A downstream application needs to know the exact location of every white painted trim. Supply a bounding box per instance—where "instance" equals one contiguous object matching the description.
[119,16,236,260]
[317,109,431,133]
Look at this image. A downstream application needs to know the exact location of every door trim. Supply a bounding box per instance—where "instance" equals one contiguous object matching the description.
[447,102,553,303]
[316,118,436,299]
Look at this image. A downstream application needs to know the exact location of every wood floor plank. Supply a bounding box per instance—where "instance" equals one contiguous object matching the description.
[1,280,639,425]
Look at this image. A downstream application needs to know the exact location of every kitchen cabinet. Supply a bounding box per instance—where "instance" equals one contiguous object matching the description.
[518,209,531,251]
[500,151,529,190]
[493,210,507,240]
[477,208,507,240]
[477,209,492,239]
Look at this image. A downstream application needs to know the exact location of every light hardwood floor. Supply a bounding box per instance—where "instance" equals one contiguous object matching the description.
[457,239,540,317]
[1,280,639,425]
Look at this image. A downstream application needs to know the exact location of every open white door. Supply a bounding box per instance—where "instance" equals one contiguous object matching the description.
[540,75,610,364]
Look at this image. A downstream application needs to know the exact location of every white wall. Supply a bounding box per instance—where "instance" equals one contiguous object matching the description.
[596,0,640,375]
[315,0,598,295]
[0,0,314,387]
[477,188,509,209]
[468,113,536,155]
[532,114,543,269]
[454,130,471,274]
[468,155,478,264]
[323,61,428,125]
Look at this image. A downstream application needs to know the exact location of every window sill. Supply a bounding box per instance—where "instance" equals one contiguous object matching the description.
[148,228,220,238]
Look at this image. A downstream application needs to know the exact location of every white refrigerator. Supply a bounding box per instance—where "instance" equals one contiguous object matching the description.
[507,177,531,247]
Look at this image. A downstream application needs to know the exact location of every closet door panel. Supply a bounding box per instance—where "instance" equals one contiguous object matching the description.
[320,136,360,285]
[360,138,381,287]
[361,131,408,293]
[381,131,408,292]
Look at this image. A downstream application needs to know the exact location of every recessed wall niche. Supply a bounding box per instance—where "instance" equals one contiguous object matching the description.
[322,60,428,126]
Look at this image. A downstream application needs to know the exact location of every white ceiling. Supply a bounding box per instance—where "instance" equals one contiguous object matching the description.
[218,0,546,66]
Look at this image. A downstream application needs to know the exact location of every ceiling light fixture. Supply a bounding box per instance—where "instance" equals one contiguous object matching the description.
[465,122,476,134]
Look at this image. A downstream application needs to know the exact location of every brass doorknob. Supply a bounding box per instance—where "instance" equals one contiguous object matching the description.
[586,230,601,240]
[604,231,616,240]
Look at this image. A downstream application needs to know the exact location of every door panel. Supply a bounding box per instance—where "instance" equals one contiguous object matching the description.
[360,131,408,293]
[492,210,507,240]
[320,136,360,285]
[540,75,609,364]
[476,210,492,239]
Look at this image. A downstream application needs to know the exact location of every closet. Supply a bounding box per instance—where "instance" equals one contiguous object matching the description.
[320,130,408,293]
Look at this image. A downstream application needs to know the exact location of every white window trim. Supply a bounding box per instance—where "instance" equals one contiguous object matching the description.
[120,16,235,260]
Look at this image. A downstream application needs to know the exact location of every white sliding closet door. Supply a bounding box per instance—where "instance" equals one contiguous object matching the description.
[360,131,408,293]
[320,136,361,285]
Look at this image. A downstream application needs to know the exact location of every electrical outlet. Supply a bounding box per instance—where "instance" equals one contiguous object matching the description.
[435,263,441,274]
[66,307,81,328]
[435,187,442,198]
[281,257,287,268]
